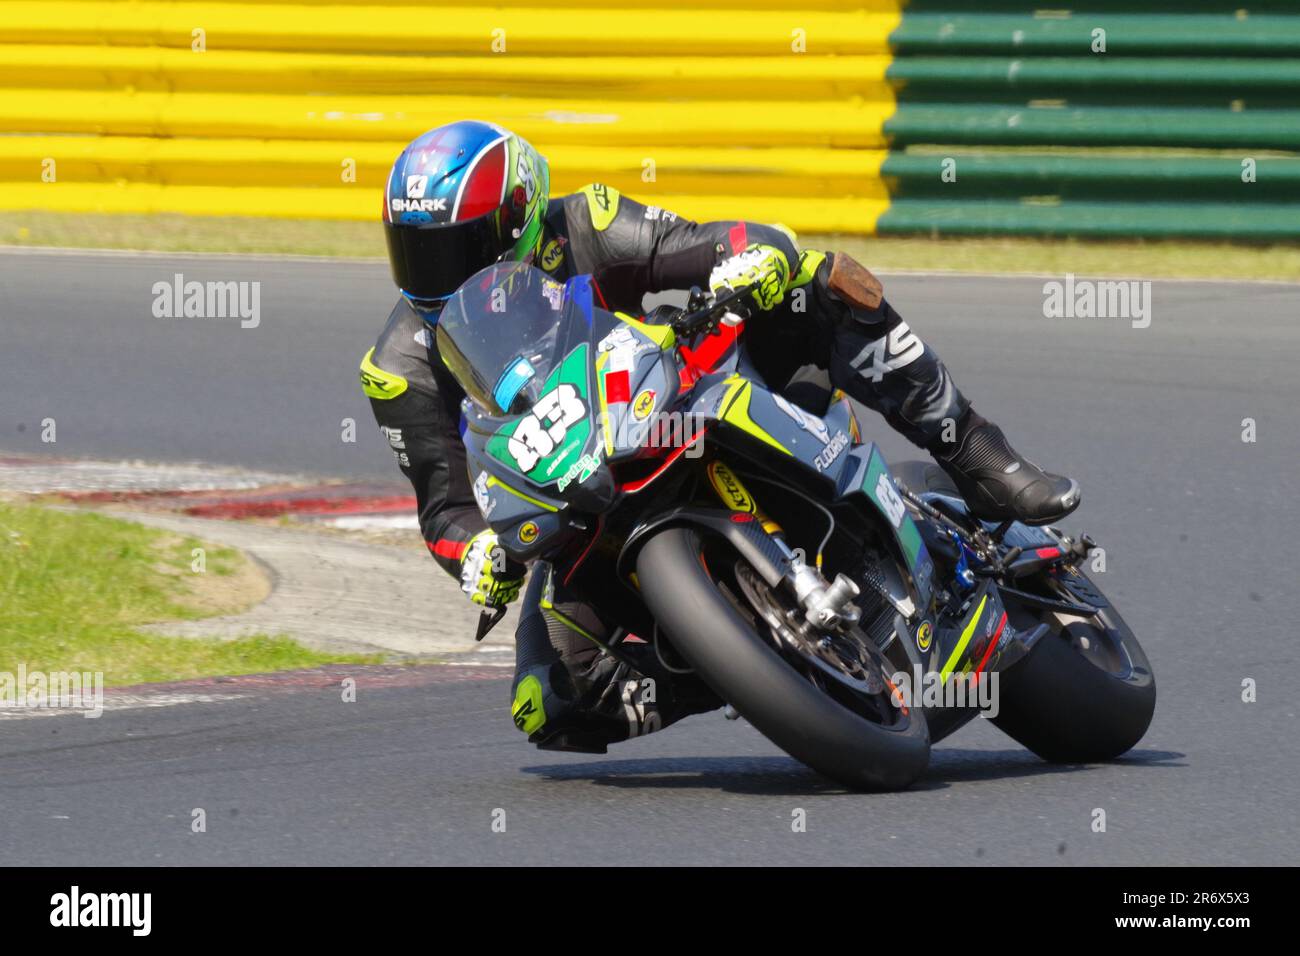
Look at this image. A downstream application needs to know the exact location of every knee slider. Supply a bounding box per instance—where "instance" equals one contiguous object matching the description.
[826,252,884,311]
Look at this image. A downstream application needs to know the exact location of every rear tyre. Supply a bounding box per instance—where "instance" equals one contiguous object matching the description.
[894,458,1156,762]
[637,527,930,791]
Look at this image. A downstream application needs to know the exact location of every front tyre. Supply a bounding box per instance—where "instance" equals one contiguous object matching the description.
[636,528,930,791]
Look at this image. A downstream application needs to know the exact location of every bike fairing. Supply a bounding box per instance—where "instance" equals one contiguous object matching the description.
[436,262,1153,786]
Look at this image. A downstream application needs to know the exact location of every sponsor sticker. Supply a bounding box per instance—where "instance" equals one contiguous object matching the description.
[707,461,756,514]
[813,430,849,471]
[390,197,447,214]
[916,621,934,652]
[517,521,540,545]
[540,238,565,272]
[632,389,656,421]
[557,452,601,492]
[771,392,832,445]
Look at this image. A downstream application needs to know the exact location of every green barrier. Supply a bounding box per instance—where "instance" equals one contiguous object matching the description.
[900,2,1296,11]
[880,5,1300,238]
[877,200,1300,240]
[891,14,1300,56]
[881,154,1300,202]
[884,105,1300,151]
[887,57,1300,108]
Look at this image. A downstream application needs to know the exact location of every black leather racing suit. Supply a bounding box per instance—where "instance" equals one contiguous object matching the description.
[362,184,973,744]
[360,182,969,584]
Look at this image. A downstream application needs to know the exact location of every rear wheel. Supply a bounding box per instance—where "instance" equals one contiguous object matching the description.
[637,527,930,790]
[992,575,1155,762]
[894,459,1156,762]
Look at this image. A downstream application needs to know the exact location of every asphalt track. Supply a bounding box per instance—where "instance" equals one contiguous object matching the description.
[3,249,1300,865]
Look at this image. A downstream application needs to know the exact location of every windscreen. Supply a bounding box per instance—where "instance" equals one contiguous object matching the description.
[435,262,583,416]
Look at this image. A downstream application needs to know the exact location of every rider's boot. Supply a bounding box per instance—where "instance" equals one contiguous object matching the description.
[929,409,1081,526]
[510,575,715,754]
[812,253,1080,527]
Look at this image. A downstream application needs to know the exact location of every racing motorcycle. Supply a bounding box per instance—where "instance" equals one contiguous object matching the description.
[437,262,1155,790]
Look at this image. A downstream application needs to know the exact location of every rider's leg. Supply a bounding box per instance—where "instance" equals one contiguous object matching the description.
[509,566,714,753]
[799,251,1080,526]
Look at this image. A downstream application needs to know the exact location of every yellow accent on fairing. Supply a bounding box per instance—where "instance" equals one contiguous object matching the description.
[615,312,675,349]
[358,347,407,400]
[596,351,615,456]
[941,594,989,684]
[579,183,621,231]
[486,475,558,513]
[718,376,790,455]
[539,601,603,647]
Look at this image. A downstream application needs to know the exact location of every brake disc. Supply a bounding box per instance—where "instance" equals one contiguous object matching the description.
[734,563,885,698]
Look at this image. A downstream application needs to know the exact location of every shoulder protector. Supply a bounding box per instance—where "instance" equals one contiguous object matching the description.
[578,183,621,232]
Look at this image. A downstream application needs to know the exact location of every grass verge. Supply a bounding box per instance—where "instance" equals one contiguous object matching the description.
[0,501,381,686]
[3,210,1298,281]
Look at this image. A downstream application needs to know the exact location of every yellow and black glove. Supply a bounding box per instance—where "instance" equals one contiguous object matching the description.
[708,244,792,312]
[459,530,525,608]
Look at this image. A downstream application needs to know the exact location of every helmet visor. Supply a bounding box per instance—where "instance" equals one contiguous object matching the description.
[384,209,502,303]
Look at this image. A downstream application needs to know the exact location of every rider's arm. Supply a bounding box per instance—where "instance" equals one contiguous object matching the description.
[363,355,486,578]
[561,184,800,309]
[362,327,526,608]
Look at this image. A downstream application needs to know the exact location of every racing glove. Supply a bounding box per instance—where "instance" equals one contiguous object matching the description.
[460,530,525,608]
[708,244,792,312]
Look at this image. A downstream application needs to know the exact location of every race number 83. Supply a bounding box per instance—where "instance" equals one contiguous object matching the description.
[508,384,585,472]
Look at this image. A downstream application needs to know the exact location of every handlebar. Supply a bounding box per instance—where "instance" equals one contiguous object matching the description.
[669,284,756,339]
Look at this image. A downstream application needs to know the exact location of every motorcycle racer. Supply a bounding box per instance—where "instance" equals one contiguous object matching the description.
[361,120,1080,752]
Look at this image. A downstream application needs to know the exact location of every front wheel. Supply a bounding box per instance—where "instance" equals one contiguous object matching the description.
[636,527,930,791]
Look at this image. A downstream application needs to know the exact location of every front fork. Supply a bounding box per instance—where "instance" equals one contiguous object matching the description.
[704,459,863,632]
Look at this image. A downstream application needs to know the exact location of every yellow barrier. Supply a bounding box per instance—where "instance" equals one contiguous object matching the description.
[1,88,895,145]
[0,137,890,198]
[0,3,900,55]
[0,46,892,98]
[1,182,893,233]
[0,1,902,231]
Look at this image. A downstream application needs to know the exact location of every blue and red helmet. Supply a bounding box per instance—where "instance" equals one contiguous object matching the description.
[383,120,550,312]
